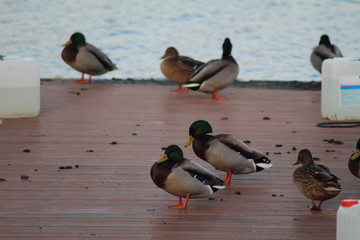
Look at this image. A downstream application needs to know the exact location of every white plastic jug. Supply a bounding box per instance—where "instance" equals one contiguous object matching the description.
[336,199,360,240]
[321,58,360,120]
[0,57,40,118]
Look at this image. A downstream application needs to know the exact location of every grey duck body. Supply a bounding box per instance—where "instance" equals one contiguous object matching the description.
[61,32,117,80]
[192,134,268,174]
[185,120,272,184]
[184,38,239,100]
[310,34,343,73]
[150,145,224,209]
[151,157,223,199]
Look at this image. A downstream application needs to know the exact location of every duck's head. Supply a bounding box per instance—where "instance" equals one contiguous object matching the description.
[157,145,184,164]
[319,34,331,46]
[185,120,212,147]
[293,149,314,166]
[160,47,179,59]
[222,38,233,57]
[62,32,86,47]
[350,139,360,160]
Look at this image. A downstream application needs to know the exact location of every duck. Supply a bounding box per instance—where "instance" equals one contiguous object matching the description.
[183,38,239,100]
[61,32,117,83]
[150,145,225,209]
[293,149,342,210]
[310,34,343,73]
[349,138,360,178]
[160,47,204,93]
[184,120,272,184]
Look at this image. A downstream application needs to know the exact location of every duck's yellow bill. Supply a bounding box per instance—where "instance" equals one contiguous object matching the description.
[62,39,73,47]
[185,136,195,147]
[157,154,169,163]
[351,150,360,160]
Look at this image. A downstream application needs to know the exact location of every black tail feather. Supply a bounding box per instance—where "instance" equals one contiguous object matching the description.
[254,156,272,172]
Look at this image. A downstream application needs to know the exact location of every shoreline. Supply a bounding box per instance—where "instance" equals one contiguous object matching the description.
[41,78,321,91]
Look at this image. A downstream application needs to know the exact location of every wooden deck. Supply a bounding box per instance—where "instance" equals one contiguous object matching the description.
[1,81,359,239]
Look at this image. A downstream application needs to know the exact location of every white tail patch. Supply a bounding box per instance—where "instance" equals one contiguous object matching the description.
[208,185,225,195]
[213,185,226,190]
[183,83,200,88]
[324,186,341,192]
[256,162,273,169]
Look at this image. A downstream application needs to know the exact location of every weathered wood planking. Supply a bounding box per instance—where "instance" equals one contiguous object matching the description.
[0,81,359,239]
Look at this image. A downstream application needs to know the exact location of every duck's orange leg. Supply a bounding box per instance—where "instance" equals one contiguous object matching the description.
[75,73,93,83]
[168,197,183,208]
[223,172,233,185]
[73,73,85,83]
[310,195,322,210]
[316,201,324,210]
[212,89,227,100]
[171,85,188,93]
[168,195,190,209]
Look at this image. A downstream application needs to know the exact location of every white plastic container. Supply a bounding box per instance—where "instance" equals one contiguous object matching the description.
[321,58,360,120]
[0,57,40,118]
[336,199,360,240]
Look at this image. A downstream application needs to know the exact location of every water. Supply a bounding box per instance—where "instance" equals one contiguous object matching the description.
[0,0,359,81]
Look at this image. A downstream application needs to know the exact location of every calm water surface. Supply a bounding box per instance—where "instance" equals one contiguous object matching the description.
[0,0,359,81]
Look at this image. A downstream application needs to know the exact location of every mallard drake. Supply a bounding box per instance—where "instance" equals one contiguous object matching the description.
[349,138,360,178]
[310,34,343,73]
[184,120,272,184]
[160,47,204,93]
[293,149,342,210]
[61,32,117,83]
[150,145,225,209]
[183,38,239,100]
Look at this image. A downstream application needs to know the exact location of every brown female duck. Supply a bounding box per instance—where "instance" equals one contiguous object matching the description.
[160,47,204,92]
[293,149,341,210]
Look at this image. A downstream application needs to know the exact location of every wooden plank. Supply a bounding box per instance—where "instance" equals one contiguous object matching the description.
[0,81,359,239]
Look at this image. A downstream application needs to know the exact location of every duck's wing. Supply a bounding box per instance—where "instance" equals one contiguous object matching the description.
[181,158,220,181]
[215,134,264,159]
[332,45,343,57]
[179,56,204,69]
[84,43,117,70]
[313,45,337,60]
[187,59,228,84]
[314,164,339,182]
[175,57,204,76]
